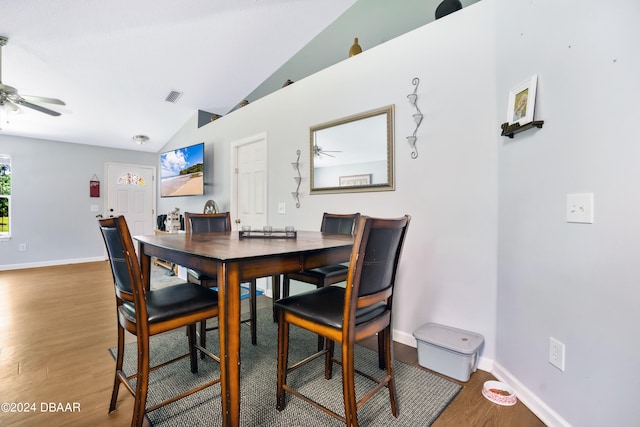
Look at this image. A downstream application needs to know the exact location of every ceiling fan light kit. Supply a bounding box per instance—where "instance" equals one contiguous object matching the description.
[0,36,66,117]
[132,135,150,145]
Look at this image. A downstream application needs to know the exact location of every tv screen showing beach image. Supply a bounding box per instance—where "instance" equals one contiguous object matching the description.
[160,143,205,197]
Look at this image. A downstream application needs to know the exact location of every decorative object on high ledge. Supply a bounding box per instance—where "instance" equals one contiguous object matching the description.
[239,100,249,108]
[282,79,294,87]
[407,77,423,159]
[348,37,362,57]
[210,114,222,122]
[435,0,462,20]
[501,75,543,138]
[292,150,301,208]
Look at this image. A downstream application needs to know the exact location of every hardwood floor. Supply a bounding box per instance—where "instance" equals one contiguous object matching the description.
[0,262,545,426]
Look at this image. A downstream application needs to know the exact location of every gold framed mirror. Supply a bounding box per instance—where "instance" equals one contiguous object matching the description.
[310,105,394,194]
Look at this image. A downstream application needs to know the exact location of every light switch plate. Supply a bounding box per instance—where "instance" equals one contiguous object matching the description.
[278,202,286,214]
[566,193,593,223]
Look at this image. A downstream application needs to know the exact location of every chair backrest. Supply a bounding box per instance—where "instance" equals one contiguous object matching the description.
[320,212,361,235]
[99,216,148,321]
[185,212,231,233]
[344,215,411,327]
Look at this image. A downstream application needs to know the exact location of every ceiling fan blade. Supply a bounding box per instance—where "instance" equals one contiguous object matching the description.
[21,95,66,106]
[18,100,61,116]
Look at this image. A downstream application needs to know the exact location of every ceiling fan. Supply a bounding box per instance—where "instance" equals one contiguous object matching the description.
[313,143,341,158]
[0,36,65,117]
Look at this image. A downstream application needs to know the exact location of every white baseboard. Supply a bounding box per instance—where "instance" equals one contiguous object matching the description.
[0,256,106,271]
[492,362,571,427]
[393,328,417,348]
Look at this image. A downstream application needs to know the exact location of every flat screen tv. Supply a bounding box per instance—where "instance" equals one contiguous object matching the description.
[160,142,205,197]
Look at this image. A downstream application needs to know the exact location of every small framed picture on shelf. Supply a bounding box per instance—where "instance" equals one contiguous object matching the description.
[507,75,537,125]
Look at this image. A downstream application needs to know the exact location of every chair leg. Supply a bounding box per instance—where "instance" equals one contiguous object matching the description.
[272,275,281,322]
[341,342,358,427]
[378,330,385,370]
[249,279,257,345]
[198,277,217,358]
[188,324,198,373]
[109,323,125,413]
[282,274,291,298]
[316,279,329,351]
[199,319,207,359]
[132,335,150,427]
[276,312,290,411]
[324,339,334,379]
[383,326,398,417]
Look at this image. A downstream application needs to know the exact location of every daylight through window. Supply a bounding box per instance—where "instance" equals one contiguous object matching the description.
[0,154,11,237]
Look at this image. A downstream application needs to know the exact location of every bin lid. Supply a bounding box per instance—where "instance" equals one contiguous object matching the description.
[413,322,484,355]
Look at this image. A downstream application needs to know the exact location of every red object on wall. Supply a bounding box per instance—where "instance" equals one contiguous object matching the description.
[90,179,100,197]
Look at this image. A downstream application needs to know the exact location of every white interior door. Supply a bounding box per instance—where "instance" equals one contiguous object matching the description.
[231,134,268,230]
[231,134,270,293]
[106,163,156,236]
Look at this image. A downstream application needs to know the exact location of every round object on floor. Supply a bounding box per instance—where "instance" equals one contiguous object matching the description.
[482,380,517,406]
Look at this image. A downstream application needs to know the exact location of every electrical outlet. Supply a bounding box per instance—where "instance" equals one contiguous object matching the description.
[278,202,286,214]
[549,337,566,371]
[566,193,594,223]
[19,243,27,252]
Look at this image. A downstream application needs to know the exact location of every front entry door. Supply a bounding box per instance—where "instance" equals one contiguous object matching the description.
[106,163,156,236]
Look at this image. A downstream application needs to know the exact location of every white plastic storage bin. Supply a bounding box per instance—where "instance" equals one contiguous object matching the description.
[413,323,484,382]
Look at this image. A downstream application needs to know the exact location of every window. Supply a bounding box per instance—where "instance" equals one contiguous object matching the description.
[0,154,11,238]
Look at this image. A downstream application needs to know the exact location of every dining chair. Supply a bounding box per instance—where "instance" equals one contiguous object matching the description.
[99,215,221,427]
[275,215,411,427]
[278,212,360,348]
[184,212,259,346]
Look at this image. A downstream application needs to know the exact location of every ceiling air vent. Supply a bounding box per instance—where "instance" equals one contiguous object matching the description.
[164,90,183,103]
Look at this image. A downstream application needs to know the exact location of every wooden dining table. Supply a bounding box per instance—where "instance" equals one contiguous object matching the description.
[134,230,353,427]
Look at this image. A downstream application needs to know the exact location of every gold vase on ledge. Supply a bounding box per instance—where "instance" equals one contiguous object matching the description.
[349,37,362,57]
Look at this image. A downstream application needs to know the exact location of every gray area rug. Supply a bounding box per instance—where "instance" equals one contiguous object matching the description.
[109,307,461,426]
[150,261,184,288]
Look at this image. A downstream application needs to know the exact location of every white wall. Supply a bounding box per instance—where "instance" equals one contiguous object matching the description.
[159,3,498,368]
[0,135,157,268]
[495,0,640,426]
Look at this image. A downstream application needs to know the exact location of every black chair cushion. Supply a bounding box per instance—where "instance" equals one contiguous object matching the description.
[187,268,216,283]
[275,286,387,330]
[295,264,348,280]
[122,283,219,324]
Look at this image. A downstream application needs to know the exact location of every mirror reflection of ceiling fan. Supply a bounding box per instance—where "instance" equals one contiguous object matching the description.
[313,143,342,158]
[0,36,66,117]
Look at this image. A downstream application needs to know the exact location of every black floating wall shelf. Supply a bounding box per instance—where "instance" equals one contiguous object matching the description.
[500,120,544,138]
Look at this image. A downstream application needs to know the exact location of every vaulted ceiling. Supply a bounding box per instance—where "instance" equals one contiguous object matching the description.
[0,0,474,152]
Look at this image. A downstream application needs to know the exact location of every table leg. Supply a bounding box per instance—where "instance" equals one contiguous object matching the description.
[138,242,151,291]
[218,262,241,427]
